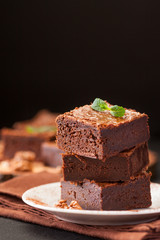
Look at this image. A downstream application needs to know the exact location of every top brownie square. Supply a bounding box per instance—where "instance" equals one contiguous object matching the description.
[56,102,150,160]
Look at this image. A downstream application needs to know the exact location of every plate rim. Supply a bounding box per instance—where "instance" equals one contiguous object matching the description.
[22,182,160,216]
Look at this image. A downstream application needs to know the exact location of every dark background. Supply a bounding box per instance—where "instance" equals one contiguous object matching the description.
[1,0,160,137]
[0,2,160,238]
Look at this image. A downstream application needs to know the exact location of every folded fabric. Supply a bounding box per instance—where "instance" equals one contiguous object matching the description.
[0,171,160,240]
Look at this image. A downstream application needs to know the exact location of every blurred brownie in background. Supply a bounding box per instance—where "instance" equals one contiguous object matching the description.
[0,141,4,161]
[1,128,56,160]
[13,109,58,130]
[41,142,63,167]
[1,109,59,161]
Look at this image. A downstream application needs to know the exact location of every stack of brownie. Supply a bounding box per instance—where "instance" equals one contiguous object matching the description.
[56,102,152,210]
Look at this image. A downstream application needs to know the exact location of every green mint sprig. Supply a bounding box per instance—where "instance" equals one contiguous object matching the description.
[91,98,125,117]
[26,125,57,134]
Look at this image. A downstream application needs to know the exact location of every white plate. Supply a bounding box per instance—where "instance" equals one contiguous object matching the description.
[22,182,160,226]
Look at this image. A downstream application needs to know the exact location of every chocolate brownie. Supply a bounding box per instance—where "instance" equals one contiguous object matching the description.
[41,142,63,167]
[13,109,58,130]
[61,171,151,210]
[62,143,149,182]
[56,103,150,160]
[1,128,56,160]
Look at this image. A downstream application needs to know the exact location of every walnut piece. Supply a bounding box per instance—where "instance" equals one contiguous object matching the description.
[69,200,82,210]
[54,199,69,209]
[54,199,82,210]
[14,151,36,162]
[11,151,36,171]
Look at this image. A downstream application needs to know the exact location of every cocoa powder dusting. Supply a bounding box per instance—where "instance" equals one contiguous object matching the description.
[27,198,48,206]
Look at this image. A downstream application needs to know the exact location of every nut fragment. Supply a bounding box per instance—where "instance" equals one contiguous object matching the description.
[69,200,82,210]
[54,199,82,210]
[11,151,36,171]
[14,151,36,162]
[54,199,69,209]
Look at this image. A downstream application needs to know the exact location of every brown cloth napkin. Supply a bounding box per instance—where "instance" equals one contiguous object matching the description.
[0,172,160,240]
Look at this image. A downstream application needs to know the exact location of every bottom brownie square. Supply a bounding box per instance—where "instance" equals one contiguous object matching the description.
[61,172,151,210]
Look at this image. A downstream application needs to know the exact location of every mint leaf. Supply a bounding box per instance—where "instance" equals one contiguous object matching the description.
[110,105,125,117]
[26,125,57,134]
[91,98,125,117]
[91,98,109,111]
